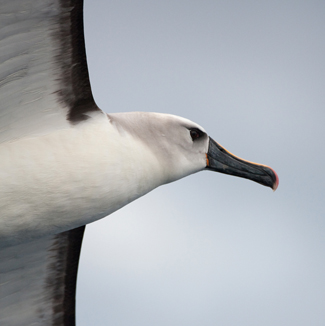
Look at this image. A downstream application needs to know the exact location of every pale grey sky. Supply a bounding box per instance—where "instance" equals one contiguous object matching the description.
[77,1,325,325]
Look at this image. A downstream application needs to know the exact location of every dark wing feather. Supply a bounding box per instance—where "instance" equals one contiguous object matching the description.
[0,226,85,326]
[0,0,101,143]
[55,0,99,123]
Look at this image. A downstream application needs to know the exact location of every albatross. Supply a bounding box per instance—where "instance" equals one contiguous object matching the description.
[0,0,279,325]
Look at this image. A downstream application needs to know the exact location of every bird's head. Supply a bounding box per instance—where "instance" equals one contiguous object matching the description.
[108,112,278,190]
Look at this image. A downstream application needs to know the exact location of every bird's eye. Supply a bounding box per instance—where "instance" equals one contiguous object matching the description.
[190,128,203,141]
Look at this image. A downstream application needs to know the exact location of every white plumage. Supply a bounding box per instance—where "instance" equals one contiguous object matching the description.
[0,1,278,325]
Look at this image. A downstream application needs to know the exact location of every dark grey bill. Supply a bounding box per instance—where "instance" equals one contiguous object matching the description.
[206,138,279,190]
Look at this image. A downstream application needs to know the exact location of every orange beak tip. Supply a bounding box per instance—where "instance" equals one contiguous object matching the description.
[272,168,279,191]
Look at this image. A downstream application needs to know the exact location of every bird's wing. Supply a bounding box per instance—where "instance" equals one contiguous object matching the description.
[0,0,100,143]
[0,1,95,323]
[0,226,85,326]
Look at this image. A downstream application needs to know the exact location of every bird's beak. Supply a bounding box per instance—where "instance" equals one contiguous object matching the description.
[206,137,279,190]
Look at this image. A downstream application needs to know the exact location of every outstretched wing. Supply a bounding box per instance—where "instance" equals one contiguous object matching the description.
[0,226,85,326]
[1,1,96,324]
[0,0,101,143]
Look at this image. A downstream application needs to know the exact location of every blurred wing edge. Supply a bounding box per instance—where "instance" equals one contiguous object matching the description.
[0,0,101,143]
[0,226,85,326]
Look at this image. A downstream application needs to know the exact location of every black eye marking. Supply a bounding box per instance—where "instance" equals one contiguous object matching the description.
[189,128,204,141]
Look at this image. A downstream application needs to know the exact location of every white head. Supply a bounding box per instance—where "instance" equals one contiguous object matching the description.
[108,112,278,190]
[108,112,209,184]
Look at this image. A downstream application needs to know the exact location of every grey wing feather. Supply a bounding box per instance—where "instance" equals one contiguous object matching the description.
[0,226,85,326]
[0,0,100,143]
